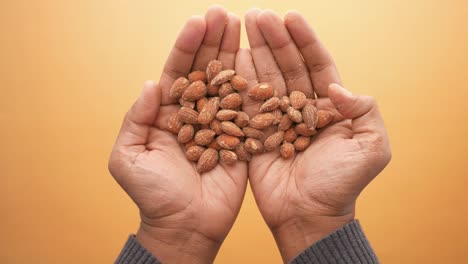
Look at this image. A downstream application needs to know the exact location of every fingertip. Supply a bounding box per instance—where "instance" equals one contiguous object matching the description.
[206,4,228,23]
[257,9,280,26]
[228,12,241,26]
[245,8,261,21]
[284,10,301,25]
[329,83,352,97]
[186,15,207,34]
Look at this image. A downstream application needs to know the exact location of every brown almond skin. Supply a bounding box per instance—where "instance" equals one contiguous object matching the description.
[219,150,238,165]
[194,129,216,146]
[210,119,223,135]
[289,91,307,110]
[247,83,274,101]
[198,97,220,125]
[208,139,222,150]
[169,77,190,99]
[196,97,209,112]
[186,146,206,161]
[235,143,252,161]
[185,140,197,149]
[211,69,236,86]
[177,124,194,144]
[271,109,283,125]
[220,93,242,109]
[302,103,318,129]
[280,142,295,159]
[188,71,207,83]
[216,109,238,121]
[249,113,274,129]
[206,60,223,82]
[284,127,298,142]
[278,114,293,131]
[235,111,250,127]
[316,110,334,128]
[295,123,318,137]
[294,136,311,151]
[216,134,241,150]
[179,97,195,109]
[231,75,248,91]
[221,121,245,137]
[279,96,291,112]
[242,126,264,140]
[167,113,184,134]
[259,97,280,112]
[197,148,219,173]
[218,82,235,98]
[264,131,285,152]
[177,107,199,124]
[207,84,219,96]
[182,80,207,101]
[245,138,264,154]
[286,106,303,123]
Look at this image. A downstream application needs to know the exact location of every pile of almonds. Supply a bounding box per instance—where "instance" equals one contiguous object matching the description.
[167,60,334,173]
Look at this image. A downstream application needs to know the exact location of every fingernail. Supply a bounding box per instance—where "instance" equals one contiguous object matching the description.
[330,83,352,96]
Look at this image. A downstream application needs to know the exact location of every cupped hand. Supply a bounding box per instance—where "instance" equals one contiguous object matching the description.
[238,9,391,262]
[108,6,247,264]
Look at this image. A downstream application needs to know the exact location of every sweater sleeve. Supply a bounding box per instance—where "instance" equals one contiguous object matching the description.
[115,235,161,264]
[290,220,379,264]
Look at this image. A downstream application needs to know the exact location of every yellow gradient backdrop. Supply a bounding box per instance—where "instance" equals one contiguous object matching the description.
[1,0,467,263]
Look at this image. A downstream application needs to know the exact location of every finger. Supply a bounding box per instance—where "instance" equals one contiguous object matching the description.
[116,81,161,147]
[235,48,260,117]
[284,11,341,98]
[245,8,287,97]
[257,10,314,97]
[192,5,228,70]
[328,83,390,153]
[160,16,206,105]
[217,12,241,69]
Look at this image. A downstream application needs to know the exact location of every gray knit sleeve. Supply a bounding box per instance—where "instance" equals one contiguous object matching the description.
[290,220,379,264]
[115,235,161,264]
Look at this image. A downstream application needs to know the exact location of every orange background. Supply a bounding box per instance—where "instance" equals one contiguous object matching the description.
[1,0,468,263]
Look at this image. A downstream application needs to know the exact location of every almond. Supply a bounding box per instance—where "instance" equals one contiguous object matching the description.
[169,77,190,99]
[284,127,298,143]
[316,110,334,128]
[186,146,205,161]
[220,93,242,109]
[234,111,249,128]
[219,150,238,165]
[271,109,283,125]
[280,142,295,159]
[231,75,248,91]
[210,119,223,135]
[206,60,223,82]
[196,97,208,112]
[221,121,245,137]
[259,97,280,112]
[279,96,291,112]
[177,124,194,143]
[247,83,274,101]
[207,84,219,96]
[218,82,235,98]
[167,113,184,134]
[278,114,293,131]
[302,103,318,129]
[295,123,317,137]
[289,91,307,110]
[242,126,264,140]
[249,113,274,129]
[197,148,218,173]
[194,129,216,146]
[211,69,236,86]
[235,143,252,161]
[216,109,238,121]
[208,139,222,150]
[185,140,197,149]
[179,97,195,109]
[198,97,220,125]
[177,107,199,124]
[182,80,207,101]
[264,131,285,152]
[216,134,241,150]
[286,106,303,123]
[294,136,311,151]
[188,70,207,83]
[245,138,264,154]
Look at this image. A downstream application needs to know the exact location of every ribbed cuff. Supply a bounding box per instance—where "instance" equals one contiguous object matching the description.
[290,220,379,264]
[115,235,161,264]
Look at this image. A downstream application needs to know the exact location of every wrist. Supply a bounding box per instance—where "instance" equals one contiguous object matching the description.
[136,221,222,264]
[271,212,355,263]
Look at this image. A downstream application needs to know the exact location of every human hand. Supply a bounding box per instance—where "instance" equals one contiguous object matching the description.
[108,6,247,264]
[239,9,391,262]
